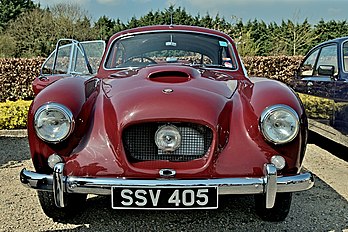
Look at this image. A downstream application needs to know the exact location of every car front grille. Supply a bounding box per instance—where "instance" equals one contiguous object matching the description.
[122,122,213,162]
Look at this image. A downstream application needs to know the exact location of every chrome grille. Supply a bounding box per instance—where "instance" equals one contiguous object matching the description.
[122,122,213,162]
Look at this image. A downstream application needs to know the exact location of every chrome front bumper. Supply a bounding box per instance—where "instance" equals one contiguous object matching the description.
[20,163,314,209]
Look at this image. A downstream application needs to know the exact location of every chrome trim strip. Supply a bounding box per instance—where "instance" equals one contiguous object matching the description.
[340,39,348,74]
[66,175,266,195]
[53,163,65,208]
[20,164,314,203]
[264,164,277,208]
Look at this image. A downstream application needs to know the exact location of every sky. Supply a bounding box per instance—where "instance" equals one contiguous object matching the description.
[34,0,348,24]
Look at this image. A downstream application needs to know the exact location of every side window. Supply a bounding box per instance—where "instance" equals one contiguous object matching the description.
[299,49,319,76]
[315,44,338,75]
[343,41,348,72]
[80,41,105,73]
[41,40,105,75]
[72,46,87,74]
[114,44,125,67]
[105,42,125,68]
[41,52,55,75]
[55,44,73,74]
[41,43,73,75]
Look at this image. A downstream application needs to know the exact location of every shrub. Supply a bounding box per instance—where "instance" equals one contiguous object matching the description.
[0,35,17,58]
[242,56,303,85]
[0,57,44,102]
[297,93,332,120]
[0,100,32,129]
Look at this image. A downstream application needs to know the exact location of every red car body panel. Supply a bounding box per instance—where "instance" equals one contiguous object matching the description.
[27,25,307,181]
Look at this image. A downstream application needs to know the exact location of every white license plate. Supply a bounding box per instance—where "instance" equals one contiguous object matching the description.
[111,186,218,209]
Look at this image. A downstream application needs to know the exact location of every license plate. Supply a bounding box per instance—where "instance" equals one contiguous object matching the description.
[111,186,218,209]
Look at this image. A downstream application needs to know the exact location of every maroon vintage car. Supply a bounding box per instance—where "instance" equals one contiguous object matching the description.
[20,25,314,222]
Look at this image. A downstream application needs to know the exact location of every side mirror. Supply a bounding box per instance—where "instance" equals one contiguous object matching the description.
[317,65,335,77]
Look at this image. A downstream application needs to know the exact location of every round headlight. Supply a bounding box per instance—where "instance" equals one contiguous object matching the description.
[34,103,74,143]
[155,125,181,152]
[259,105,300,144]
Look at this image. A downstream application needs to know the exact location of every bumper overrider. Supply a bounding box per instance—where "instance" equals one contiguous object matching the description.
[20,163,314,209]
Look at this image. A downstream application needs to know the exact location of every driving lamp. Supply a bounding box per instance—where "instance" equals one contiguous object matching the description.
[271,155,286,170]
[155,125,182,152]
[259,104,300,144]
[47,153,63,169]
[34,103,74,143]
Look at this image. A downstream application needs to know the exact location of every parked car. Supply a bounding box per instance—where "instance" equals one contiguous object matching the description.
[292,37,348,148]
[20,25,313,222]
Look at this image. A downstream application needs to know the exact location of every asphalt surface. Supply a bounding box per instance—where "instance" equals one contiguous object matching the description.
[0,135,347,232]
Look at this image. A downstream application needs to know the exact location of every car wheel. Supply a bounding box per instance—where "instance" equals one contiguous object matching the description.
[37,191,87,221]
[254,192,292,222]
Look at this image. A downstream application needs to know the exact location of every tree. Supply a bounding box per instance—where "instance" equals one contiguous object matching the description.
[314,20,348,44]
[113,18,126,34]
[5,4,348,58]
[4,8,56,57]
[94,16,116,40]
[135,6,195,27]
[235,29,260,57]
[50,3,94,41]
[0,35,16,57]
[4,3,96,57]
[0,0,37,31]
[270,19,318,56]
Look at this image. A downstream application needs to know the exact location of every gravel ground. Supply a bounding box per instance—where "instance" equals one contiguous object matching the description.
[0,136,347,232]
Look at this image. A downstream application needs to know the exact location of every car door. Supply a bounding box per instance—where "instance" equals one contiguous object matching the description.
[33,40,105,95]
[332,40,348,134]
[294,43,338,126]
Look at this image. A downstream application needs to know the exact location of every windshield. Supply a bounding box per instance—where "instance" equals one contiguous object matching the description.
[104,32,237,70]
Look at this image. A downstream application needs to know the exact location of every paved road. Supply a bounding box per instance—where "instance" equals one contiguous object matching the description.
[0,137,347,231]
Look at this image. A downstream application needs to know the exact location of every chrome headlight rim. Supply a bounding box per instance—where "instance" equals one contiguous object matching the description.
[34,103,75,143]
[259,104,300,145]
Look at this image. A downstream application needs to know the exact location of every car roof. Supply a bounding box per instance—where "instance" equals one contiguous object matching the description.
[107,25,234,44]
[315,36,348,48]
[306,36,348,55]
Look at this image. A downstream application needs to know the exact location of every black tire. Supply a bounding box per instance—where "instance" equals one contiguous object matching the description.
[254,192,292,222]
[37,191,87,222]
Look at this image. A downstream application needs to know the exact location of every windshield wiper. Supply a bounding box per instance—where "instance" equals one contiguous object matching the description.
[188,64,233,70]
[203,64,233,70]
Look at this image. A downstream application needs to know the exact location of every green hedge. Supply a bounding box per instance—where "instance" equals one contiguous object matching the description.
[0,56,303,102]
[243,56,303,84]
[0,58,44,102]
[298,93,332,120]
[0,100,32,129]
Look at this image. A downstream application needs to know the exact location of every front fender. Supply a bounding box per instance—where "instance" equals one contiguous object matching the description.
[28,77,99,173]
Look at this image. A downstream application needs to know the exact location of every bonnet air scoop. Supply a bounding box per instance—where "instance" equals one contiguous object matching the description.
[148,70,190,83]
[146,66,200,83]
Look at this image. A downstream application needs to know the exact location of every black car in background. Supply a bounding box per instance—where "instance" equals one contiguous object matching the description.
[292,37,348,150]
